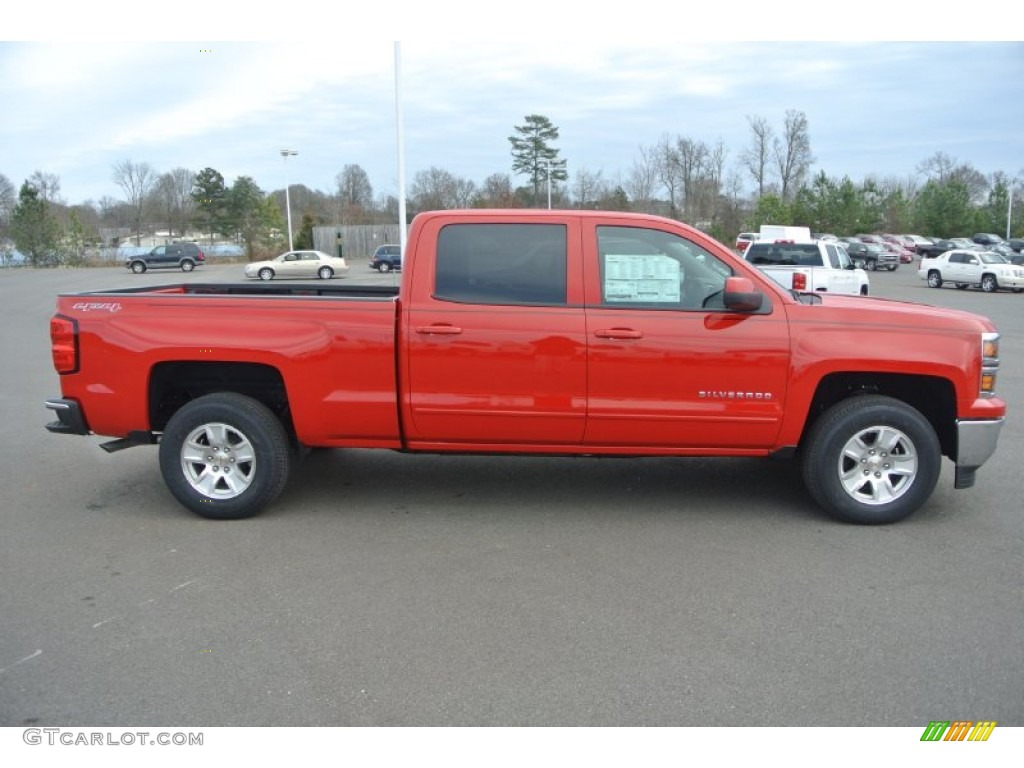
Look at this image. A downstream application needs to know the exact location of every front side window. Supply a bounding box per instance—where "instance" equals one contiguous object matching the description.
[434,223,567,306]
[597,226,731,310]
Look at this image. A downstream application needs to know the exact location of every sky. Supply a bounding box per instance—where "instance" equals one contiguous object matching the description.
[3,6,1023,208]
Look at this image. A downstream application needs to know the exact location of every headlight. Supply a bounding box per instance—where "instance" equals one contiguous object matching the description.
[980,332,999,397]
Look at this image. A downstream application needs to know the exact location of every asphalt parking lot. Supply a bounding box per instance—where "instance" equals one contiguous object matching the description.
[1,259,1021,727]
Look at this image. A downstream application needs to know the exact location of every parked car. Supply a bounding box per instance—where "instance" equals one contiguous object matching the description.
[916,238,968,259]
[986,243,1020,263]
[369,244,403,272]
[734,232,759,253]
[918,249,1024,292]
[972,233,1005,246]
[902,235,933,252]
[855,234,886,246]
[243,250,349,280]
[881,241,915,264]
[126,243,205,273]
[844,242,899,271]
[1005,238,1024,253]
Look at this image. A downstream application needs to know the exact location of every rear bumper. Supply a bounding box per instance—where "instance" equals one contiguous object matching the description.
[954,417,1004,489]
[44,398,89,435]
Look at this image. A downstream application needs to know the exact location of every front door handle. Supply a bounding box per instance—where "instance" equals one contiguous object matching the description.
[594,328,643,340]
[415,325,463,335]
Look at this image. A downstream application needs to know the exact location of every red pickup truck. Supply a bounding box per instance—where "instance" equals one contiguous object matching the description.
[46,209,1006,524]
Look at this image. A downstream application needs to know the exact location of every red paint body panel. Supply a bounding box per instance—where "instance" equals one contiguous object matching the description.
[51,210,1006,459]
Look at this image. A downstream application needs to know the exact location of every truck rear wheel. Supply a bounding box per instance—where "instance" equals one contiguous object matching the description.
[158,393,291,519]
[801,395,940,524]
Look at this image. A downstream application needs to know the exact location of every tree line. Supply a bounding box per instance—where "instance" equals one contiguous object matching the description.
[2,111,1021,267]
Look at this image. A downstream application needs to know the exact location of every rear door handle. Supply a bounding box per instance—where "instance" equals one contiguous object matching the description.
[415,325,463,335]
[594,328,643,340]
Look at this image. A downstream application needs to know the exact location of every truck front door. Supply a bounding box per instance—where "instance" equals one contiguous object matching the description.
[582,223,791,450]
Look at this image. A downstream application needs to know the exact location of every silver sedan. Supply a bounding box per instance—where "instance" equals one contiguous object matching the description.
[244,250,349,280]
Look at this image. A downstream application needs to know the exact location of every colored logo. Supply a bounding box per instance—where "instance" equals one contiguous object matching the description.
[920,721,996,742]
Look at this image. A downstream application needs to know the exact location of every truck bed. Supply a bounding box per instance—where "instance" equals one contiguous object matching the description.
[67,282,402,300]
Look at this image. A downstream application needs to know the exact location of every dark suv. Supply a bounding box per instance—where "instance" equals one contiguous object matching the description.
[126,243,205,273]
[369,244,402,272]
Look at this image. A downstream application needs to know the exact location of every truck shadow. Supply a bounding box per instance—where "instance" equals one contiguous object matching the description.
[280,448,821,524]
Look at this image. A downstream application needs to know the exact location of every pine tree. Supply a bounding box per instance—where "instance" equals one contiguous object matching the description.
[509,114,567,207]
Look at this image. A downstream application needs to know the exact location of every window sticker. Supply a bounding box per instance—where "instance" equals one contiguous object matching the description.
[604,254,681,303]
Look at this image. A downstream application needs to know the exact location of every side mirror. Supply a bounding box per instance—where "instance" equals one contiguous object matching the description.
[723,276,764,311]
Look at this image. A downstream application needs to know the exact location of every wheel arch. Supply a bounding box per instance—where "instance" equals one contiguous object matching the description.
[798,372,957,461]
[149,361,294,440]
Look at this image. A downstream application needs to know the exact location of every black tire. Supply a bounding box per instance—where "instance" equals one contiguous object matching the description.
[181,260,195,272]
[886,264,898,272]
[853,259,865,270]
[131,261,146,274]
[258,268,274,281]
[955,283,969,290]
[379,262,391,273]
[859,285,868,296]
[318,266,333,279]
[981,274,997,293]
[927,271,942,288]
[867,259,877,271]
[801,395,941,524]
[158,393,291,520]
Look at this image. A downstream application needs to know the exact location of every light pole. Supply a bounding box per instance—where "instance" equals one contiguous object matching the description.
[1007,181,1019,241]
[545,159,565,210]
[280,149,297,251]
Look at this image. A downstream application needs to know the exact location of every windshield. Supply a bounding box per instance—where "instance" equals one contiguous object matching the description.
[979,252,1009,264]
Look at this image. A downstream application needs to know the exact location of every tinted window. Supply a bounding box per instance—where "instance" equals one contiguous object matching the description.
[746,243,820,266]
[434,223,567,306]
[597,226,731,310]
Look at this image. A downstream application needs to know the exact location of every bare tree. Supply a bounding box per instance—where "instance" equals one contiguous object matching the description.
[153,167,196,237]
[0,173,15,227]
[654,135,682,216]
[27,171,63,204]
[475,173,519,208]
[410,167,468,211]
[452,177,477,208]
[916,151,988,203]
[571,167,609,209]
[113,160,157,245]
[674,136,709,221]
[702,139,728,225]
[336,164,374,208]
[740,115,774,198]
[624,145,659,214]
[773,110,814,201]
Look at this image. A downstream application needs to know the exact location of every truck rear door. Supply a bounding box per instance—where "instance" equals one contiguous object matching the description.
[401,216,588,446]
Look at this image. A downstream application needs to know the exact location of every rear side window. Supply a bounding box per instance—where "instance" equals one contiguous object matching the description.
[746,243,819,266]
[434,223,567,306]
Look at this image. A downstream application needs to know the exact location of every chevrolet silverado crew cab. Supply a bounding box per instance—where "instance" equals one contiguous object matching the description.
[46,210,1005,525]
[744,240,870,295]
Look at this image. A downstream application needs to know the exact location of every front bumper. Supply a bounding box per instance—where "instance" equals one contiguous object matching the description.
[954,417,1004,489]
[45,397,89,435]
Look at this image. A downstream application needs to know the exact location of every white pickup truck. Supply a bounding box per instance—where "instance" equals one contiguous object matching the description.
[743,240,869,295]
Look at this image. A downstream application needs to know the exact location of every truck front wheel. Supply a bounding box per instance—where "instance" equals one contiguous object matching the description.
[801,395,940,524]
[158,393,291,519]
